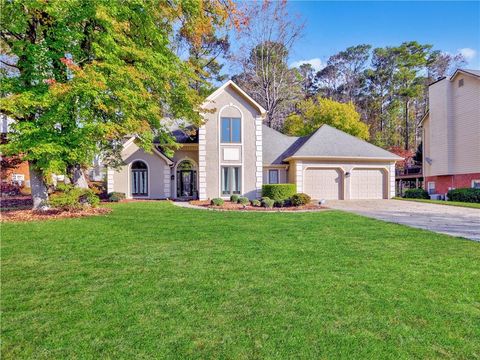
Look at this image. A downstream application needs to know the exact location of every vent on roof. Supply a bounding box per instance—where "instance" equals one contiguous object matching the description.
[458,78,464,87]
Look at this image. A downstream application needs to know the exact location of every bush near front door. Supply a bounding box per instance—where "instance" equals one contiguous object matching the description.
[262,184,297,201]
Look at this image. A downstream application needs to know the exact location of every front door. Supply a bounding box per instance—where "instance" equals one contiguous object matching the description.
[177,169,197,198]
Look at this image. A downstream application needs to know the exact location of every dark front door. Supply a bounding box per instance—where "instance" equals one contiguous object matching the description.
[177,170,197,198]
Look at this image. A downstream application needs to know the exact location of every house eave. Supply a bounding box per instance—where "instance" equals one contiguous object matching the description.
[284,155,403,162]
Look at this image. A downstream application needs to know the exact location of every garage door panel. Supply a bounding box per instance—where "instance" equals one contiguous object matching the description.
[304,168,342,200]
[351,169,385,199]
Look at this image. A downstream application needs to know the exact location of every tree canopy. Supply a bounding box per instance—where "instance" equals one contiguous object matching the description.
[283,97,369,140]
[0,0,240,208]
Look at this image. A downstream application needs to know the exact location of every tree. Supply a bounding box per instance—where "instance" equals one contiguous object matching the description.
[316,44,371,103]
[297,63,317,97]
[394,41,432,150]
[232,1,304,129]
[283,96,369,139]
[0,0,239,209]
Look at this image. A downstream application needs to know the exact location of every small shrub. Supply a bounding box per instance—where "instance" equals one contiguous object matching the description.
[274,199,284,208]
[404,188,429,199]
[262,184,296,201]
[290,193,312,206]
[50,185,99,211]
[238,196,249,205]
[211,198,224,206]
[251,199,261,207]
[230,194,240,202]
[262,198,275,208]
[108,192,126,202]
[447,188,480,203]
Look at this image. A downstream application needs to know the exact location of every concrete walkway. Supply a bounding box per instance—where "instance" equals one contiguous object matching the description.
[327,199,480,241]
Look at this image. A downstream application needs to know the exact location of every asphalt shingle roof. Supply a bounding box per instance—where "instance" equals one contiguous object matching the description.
[263,124,401,164]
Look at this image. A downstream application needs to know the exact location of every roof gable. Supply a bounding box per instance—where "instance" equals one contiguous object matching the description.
[450,68,480,81]
[204,80,267,116]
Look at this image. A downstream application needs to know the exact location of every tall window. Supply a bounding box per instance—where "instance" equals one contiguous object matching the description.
[222,166,241,195]
[268,169,279,184]
[131,161,148,196]
[427,181,435,195]
[221,117,241,143]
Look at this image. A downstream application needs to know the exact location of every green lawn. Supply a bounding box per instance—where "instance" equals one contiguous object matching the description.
[394,197,480,209]
[2,202,480,359]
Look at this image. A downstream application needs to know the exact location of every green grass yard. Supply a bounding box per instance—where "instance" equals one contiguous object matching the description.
[394,197,480,209]
[2,202,480,359]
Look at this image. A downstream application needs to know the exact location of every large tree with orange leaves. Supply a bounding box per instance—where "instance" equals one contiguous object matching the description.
[0,0,241,209]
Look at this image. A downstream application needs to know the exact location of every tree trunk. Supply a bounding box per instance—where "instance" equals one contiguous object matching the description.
[72,165,89,189]
[404,99,409,150]
[29,163,50,210]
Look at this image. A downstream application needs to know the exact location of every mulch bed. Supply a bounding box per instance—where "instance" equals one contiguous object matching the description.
[1,207,111,222]
[0,195,33,211]
[190,200,326,212]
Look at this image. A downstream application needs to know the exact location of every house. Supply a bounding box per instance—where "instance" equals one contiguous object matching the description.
[420,69,480,196]
[108,81,401,201]
[1,114,30,188]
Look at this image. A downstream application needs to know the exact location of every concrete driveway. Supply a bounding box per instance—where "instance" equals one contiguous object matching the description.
[327,200,480,241]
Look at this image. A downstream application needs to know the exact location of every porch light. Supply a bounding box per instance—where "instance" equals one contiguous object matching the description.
[171,174,175,181]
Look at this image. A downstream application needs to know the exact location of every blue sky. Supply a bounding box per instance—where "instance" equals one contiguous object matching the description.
[285,1,480,70]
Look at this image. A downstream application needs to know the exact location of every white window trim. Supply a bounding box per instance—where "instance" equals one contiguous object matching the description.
[220,117,242,144]
[221,166,242,197]
[427,181,436,194]
[268,169,279,184]
[128,160,150,198]
[218,104,244,198]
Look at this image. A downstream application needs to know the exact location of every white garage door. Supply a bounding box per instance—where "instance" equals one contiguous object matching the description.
[304,168,342,200]
[351,169,386,199]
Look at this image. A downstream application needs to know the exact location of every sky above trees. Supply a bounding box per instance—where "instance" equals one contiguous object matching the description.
[283,1,479,71]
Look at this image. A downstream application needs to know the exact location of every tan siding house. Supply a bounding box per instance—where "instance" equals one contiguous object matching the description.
[421,69,480,195]
[108,81,401,201]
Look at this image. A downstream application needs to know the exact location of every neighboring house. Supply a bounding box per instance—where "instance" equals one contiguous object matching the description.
[421,69,480,196]
[108,81,401,201]
[1,114,30,188]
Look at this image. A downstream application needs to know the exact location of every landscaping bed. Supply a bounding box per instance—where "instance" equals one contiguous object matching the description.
[190,199,325,211]
[1,207,111,222]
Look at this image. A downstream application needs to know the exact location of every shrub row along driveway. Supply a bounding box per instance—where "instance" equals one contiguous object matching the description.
[327,199,480,241]
[2,202,480,358]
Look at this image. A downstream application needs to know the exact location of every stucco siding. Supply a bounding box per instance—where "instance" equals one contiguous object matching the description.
[112,142,169,199]
[202,86,260,199]
[262,167,288,184]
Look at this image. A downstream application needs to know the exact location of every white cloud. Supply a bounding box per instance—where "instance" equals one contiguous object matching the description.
[458,48,477,61]
[290,58,325,72]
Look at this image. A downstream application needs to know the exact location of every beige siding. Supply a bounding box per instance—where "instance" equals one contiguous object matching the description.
[202,86,261,199]
[424,74,480,177]
[451,75,480,174]
[112,141,170,199]
[262,167,288,184]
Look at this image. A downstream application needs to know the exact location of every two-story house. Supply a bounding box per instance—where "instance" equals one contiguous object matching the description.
[108,81,401,201]
[421,69,480,196]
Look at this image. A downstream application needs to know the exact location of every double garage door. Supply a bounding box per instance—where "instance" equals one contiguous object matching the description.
[304,168,386,200]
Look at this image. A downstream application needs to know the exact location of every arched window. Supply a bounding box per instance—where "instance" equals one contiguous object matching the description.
[131,161,148,196]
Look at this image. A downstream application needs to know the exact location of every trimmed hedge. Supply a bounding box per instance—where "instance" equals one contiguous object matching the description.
[404,188,429,199]
[211,198,224,206]
[447,188,480,203]
[262,184,296,201]
[291,193,311,206]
